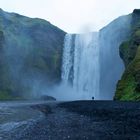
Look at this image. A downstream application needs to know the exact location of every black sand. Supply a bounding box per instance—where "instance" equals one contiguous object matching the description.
[1,101,140,140]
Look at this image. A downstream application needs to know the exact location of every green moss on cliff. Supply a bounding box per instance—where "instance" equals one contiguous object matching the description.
[115,9,140,101]
[116,75,135,101]
[135,30,140,37]
[120,41,130,66]
[0,90,14,100]
[115,46,140,101]
[0,9,65,100]
[0,90,23,100]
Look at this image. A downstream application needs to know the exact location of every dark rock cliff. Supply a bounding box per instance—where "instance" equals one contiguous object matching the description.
[115,9,140,101]
[0,9,66,99]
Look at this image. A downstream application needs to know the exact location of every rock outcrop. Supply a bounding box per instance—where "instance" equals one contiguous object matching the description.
[0,9,66,99]
[115,9,140,101]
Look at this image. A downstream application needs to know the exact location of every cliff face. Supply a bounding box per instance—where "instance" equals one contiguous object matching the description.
[0,9,66,99]
[115,9,140,101]
[99,14,131,100]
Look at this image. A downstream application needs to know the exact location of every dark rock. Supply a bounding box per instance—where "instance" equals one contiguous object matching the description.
[40,95,56,101]
[0,9,66,99]
[31,104,52,115]
[115,9,140,101]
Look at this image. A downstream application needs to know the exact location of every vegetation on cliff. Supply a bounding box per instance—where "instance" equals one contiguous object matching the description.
[115,9,140,101]
[0,9,66,100]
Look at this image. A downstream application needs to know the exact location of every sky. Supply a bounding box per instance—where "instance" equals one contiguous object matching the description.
[0,0,140,33]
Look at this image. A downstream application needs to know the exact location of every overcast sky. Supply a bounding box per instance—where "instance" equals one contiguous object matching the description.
[0,0,140,33]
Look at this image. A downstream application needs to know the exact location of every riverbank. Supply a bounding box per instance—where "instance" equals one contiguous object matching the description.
[0,101,140,140]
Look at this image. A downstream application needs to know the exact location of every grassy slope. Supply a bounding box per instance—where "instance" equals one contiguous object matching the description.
[115,46,140,101]
[0,9,65,100]
[115,10,140,101]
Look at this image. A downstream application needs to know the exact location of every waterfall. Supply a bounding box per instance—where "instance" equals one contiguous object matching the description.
[62,32,100,100]
[61,34,73,84]
[61,15,131,100]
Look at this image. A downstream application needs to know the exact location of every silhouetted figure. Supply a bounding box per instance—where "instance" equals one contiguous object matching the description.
[92,97,94,100]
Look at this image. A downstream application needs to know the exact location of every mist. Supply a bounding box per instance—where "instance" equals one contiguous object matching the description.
[0,1,139,101]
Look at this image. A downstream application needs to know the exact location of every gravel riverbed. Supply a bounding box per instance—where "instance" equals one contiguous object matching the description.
[0,101,140,140]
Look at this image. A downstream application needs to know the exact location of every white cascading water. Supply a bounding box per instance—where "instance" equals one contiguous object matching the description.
[61,15,131,100]
[62,32,100,100]
[61,34,73,84]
